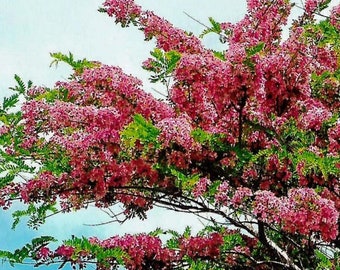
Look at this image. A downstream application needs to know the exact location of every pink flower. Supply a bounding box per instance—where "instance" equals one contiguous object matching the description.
[0,125,9,135]
[215,182,230,206]
[304,0,330,16]
[36,247,51,259]
[192,177,211,198]
[156,115,198,150]
[180,233,223,259]
[299,98,332,131]
[55,245,75,258]
[330,5,340,30]
[103,0,141,25]
[231,187,253,208]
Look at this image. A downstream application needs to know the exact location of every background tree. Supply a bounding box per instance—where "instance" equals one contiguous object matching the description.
[0,0,339,269]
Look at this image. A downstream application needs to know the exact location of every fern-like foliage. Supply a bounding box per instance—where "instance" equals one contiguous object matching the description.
[50,51,100,75]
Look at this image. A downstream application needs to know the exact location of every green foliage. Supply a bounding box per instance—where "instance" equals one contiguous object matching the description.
[64,236,127,266]
[35,87,70,103]
[186,259,214,270]
[221,233,244,252]
[243,42,265,70]
[317,0,332,12]
[280,119,315,150]
[40,148,71,176]
[199,17,221,38]
[9,74,33,95]
[164,227,191,252]
[167,166,200,191]
[205,180,222,203]
[0,76,38,189]
[294,151,340,180]
[183,225,192,239]
[245,42,265,57]
[311,69,340,103]
[155,161,202,191]
[148,227,165,237]
[233,145,253,171]
[191,128,226,152]
[0,75,30,115]
[166,233,180,249]
[0,155,35,189]
[212,50,226,61]
[278,120,340,180]
[0,236,56,266]
[2,94,19,111]
[306,20,340,50]
[12,203,58,230]
[120,114,160,156]
[315,250,333,270]
[143,48,181,84]
[50,52,99,75]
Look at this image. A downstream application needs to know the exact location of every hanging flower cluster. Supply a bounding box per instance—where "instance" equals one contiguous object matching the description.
[0,0,339,269]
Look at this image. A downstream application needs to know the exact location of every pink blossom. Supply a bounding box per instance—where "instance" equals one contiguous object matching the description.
[299,98,332,131]
[215,181,230,206]
[231,187,253,208]
[36,247,51,259]
[304,0,330,16]
[254,188,339,241]
[179,233,223,259]
[156,115,198,150]
[192,177,211,198]
[330,5,340,30]
[55,245,75,258]
[0,125,9,135]
[103,0,141,25]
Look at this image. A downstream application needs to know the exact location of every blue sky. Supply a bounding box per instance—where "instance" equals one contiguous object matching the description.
[0,1,247,269]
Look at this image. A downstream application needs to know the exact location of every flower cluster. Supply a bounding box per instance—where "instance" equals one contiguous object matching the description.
[230,187,253,208]
[214,181,230,206]
[192,177,211,198]
[304,0,329,15]
[330,4,340,30]
[102,0,141,25]
[254,188,339,241]
[156,115,197,150]
[91,234,176,269]
[0,0,339,269]
[299,98,332,131]
[179,233,223,259]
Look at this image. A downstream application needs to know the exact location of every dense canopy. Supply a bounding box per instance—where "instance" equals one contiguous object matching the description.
[0,0,339,269]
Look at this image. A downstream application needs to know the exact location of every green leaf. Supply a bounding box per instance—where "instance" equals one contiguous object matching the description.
[221,233,244,251]
[315,250,333,270]
[149,227,165,237]
[3,94,19,110]
[191,128,227,152]
[245,42,265,57]
[0,174,15,189]
[50,51,98,75]
[12,203,58,230]
[318,0,331,12]
[183,226,192,238]
[144,48,181,84]
[169,167,200,190]
[9,74,27,94]
[199,17,221,38]
[213,50,226,61]
[120,114,160,155]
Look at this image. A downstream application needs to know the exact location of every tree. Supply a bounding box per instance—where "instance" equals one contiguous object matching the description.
[0,0,339,269]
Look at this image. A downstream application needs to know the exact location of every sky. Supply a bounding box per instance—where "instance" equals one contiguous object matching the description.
[0,1,247,269]
[1,0,335,269]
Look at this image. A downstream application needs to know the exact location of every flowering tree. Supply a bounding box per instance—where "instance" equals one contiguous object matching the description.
[0,0,339,269]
